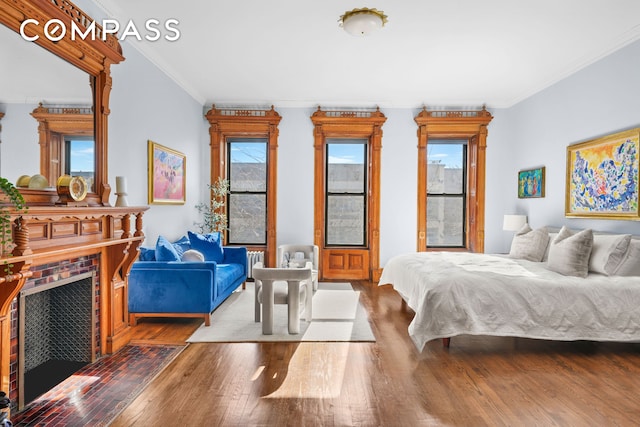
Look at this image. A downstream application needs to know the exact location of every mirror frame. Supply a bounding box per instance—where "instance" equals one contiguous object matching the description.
[0,0,124,206]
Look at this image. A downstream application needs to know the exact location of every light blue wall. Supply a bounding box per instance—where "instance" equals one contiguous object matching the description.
[109,42,210,247]
[490,39,640,252]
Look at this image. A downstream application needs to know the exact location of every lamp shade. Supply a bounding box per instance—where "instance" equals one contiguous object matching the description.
[503,214,527,231]
[340,8,388,36]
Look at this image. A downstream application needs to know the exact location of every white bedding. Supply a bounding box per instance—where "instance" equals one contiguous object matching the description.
[378,252,640,352]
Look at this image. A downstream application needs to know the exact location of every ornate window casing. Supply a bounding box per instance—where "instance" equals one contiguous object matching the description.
[205,105,281,266]
[311,107,386,281]
[415,107,493,253]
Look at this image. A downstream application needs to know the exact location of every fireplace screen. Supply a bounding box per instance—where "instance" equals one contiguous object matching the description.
[19,272,96,408]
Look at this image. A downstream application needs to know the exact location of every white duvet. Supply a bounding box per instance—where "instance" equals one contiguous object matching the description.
[378,252,640,352]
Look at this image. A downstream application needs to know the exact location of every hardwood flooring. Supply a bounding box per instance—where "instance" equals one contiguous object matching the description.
[113,281,640,426]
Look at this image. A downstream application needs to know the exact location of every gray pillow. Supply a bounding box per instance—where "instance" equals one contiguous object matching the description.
[547,227,593,278]
[509,224,549,262]
[588,234,631,275]
[614,239,640,276]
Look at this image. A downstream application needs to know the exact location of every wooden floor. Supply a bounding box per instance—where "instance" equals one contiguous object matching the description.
[112,281,640,426]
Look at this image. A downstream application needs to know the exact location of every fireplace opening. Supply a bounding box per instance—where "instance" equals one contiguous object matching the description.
[18,272,96,408]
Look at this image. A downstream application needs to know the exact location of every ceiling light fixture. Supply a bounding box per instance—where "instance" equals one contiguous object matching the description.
[339,8,388,37]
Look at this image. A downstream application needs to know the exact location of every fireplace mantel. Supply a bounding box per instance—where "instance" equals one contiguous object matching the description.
[0,204,148,397]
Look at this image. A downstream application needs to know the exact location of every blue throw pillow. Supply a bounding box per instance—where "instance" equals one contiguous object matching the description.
[155,235,181,262]
[139,246,156,261]
[187,231,224,262]
[172,235,191,258]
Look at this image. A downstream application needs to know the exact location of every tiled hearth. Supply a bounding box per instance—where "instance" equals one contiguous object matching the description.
[11,344,184,426]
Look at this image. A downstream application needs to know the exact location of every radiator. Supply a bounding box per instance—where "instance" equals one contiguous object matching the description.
[246,251,265,279]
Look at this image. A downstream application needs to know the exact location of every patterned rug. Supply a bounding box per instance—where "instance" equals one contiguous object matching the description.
[12,344,184,426]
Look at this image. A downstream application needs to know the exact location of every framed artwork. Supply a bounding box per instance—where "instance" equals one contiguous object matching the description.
[518,167,545,198]
[148,140,186,204]
[566,128,639,219]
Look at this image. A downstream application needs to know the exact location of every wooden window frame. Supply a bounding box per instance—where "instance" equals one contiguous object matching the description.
[205,105,281,266]
[311,107,386,281]
[415,107,493,253]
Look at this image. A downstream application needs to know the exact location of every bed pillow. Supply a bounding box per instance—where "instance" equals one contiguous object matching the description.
[542,232,559,262]
[588,234,631,275]
[547,227,593,278]
[181,249,205,262]
[187,231,224,262]
[613,239,640,276]
[155,235,181,262]
[508,224,549,262]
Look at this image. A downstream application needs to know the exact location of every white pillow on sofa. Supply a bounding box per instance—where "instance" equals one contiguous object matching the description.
[181,249,205,262]
[588,234,631,275]
[547,227,593,278]
[613,239,640,276]
[508,224,549,262]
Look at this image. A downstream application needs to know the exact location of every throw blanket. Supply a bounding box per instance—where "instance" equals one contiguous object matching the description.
[379,252,640,352]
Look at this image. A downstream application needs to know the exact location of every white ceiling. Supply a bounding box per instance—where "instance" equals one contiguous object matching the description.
[4,1,640,108]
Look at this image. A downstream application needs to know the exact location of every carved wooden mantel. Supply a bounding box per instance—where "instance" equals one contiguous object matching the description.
[0,205,148,398]
[0,0,138,407]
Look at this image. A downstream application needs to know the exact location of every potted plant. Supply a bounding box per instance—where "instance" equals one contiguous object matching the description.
[0,177,26,258]
[194,177,229,235]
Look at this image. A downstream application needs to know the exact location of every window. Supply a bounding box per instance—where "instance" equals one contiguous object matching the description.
[65,138,95,191]
[426,142,467,247]
[227,138,267,245]
[325,140,367,246]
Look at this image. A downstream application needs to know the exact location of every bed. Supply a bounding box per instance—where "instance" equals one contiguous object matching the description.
[378,227,640,352]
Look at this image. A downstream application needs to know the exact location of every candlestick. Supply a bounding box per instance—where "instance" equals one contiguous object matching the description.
[116,176,127,193]
[115,176,129,207]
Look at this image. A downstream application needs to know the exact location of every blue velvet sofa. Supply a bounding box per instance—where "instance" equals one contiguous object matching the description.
[128,232,247,326]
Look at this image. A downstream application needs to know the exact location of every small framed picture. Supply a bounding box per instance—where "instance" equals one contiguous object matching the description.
[148,140,186,204]
[518,167,545,198]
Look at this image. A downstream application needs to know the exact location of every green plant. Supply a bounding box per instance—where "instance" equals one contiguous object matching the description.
[0,176,27,258]
[194,177,229,234]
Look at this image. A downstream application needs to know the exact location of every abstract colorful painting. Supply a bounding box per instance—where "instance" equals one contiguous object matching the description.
[566,128,639,219]
[518,167,545,198]
[148,140,186,204]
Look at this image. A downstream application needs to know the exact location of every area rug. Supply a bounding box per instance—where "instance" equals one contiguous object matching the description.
[187,282,376,343]
[12,344,184,427]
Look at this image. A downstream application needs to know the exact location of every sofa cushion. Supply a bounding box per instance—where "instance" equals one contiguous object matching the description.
[215,264,245,288]
[188,231,224,262]
[139,246,156,261]
[172,235,192,258]
[155,235,181,261]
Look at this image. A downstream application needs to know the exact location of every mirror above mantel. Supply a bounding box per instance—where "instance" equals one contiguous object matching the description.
[0,0,125,206]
